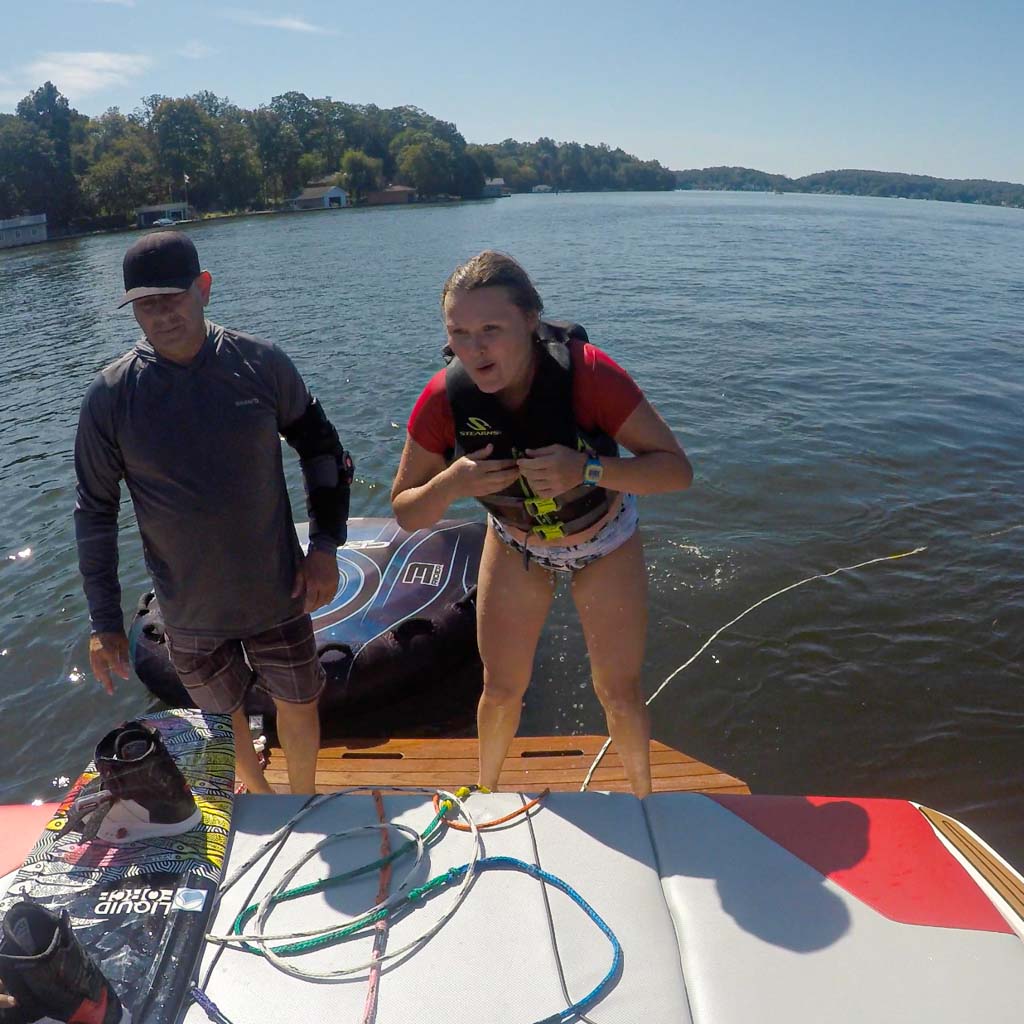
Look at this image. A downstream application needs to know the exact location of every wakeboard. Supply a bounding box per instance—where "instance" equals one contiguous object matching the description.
[0,708,234,1024]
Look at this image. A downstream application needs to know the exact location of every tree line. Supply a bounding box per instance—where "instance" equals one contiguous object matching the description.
[0,83,676,229]
[674,165,1024,209]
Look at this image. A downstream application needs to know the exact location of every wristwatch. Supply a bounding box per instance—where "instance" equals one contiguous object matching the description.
[582,455,603,487]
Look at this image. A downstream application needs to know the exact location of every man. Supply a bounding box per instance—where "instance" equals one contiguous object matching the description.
[74,231,351,794]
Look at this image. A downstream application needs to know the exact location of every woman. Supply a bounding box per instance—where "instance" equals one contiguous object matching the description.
[391,252,692,797]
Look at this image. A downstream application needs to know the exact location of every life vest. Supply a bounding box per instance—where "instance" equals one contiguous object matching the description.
[445,321,618,539]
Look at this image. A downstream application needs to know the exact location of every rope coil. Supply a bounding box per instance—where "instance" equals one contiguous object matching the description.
[195,787,620,1023]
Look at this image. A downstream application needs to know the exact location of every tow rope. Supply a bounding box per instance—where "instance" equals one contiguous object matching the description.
[194,787,621,1024]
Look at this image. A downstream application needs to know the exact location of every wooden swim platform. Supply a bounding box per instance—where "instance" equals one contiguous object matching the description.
[265,735,749,794]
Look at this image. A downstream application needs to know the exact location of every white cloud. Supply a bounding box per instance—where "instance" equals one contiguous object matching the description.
[22,51,152,96]
[178,40,217,59]
[0,72,20,106]
[224,8,335,34]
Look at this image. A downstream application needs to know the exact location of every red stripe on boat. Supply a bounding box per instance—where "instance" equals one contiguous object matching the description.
[0,803,60,876]
[709,795,1012,933]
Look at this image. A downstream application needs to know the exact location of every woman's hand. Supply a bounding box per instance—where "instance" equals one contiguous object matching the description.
[447,443,521,498]
[517,445,587,498]
[392,437,520,531]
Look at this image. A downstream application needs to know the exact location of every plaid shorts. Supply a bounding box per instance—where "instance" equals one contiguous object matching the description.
[164,614,325,714]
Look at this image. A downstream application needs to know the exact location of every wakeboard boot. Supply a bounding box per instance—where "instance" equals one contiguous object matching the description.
[86,719,202,845]
[0,900,129,1024]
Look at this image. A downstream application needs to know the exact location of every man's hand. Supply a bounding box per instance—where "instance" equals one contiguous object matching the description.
[446,443,521,499]
[0,982,16,1009]
[89,631,129,695]
[292,548,340,613]
[517,445,588,499]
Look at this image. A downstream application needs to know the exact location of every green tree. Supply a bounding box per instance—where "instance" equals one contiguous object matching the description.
[533,136,558,184]
[466,144,497,178]
[269,91,320,151]
[86,109,135,161]
[556,142,589,190]
[82,134,158,221]
[250,108,303,203]
[297,151,326,186]
[15,81,79,225]
[388,128,435,161]
[214,122,262,210]
[135,94,169,127]
[311,98,346,170]
[340,149,382,201]
[188,90,234,120]
[150,98,216,207]
[453,150,485,199]
[0,115,59,219]
[396,137,455,196]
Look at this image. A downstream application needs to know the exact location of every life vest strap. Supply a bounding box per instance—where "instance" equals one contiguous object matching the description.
[524,496,560,517]
[531,499,613,539]
[481,482,610,533]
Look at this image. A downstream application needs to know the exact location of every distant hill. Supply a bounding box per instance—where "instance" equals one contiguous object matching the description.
[673,166,1024,209]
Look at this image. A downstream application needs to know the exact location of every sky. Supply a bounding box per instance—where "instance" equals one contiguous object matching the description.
[1,0,1022,183]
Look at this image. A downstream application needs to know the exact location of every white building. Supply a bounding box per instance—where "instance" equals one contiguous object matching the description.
[135,203,195,228]
[482,177,508,198]
[0,213,47,249]
[289,186,349,211]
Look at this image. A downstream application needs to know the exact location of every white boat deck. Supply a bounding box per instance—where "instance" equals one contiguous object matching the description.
[184,790,1024,1024]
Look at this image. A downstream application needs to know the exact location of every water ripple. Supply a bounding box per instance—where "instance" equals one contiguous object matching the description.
[2,192,1022,866]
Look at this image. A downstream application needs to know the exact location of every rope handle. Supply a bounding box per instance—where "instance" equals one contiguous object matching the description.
[434,788,550,831]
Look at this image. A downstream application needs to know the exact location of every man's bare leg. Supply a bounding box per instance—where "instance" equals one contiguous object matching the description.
[273,698,321,794]
[231,705,273,794]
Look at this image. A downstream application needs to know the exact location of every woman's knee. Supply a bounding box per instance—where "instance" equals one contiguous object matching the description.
[480,667,532,706]
[593,674,646,717]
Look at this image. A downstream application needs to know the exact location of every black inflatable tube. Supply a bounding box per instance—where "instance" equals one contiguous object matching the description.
[127,518,486,722]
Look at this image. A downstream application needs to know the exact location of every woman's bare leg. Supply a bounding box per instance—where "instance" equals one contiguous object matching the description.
[571,530,652,797]
[476,527,556,790]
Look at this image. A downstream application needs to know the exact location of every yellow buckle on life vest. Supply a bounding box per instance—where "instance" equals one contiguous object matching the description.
[531,523,566,540]
[524,497,560,517]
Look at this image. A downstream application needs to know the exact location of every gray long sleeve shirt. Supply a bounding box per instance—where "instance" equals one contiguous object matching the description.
[74,321,335,638]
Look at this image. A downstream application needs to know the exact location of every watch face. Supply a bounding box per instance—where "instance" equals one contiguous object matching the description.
[584,460,602,484]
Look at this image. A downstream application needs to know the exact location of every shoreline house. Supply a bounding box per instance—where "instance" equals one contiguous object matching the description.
[0,213,47,249]
[289,185,349,211]
[135,202,195,228]
[365,185,417,206]
[482,177,510,198]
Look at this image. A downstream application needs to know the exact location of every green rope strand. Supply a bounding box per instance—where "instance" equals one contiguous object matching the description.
[237,864,467,957]
[230,806,450,953]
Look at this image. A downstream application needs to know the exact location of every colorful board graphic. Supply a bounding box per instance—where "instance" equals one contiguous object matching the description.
[0,709,234,1024]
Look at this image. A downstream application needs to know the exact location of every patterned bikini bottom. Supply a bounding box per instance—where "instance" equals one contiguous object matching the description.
[490,493,639,573]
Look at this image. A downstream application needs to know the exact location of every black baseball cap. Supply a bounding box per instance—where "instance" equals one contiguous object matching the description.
[118,231,201,308]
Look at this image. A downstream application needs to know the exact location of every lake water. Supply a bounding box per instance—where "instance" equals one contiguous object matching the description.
[1,191,1021,866]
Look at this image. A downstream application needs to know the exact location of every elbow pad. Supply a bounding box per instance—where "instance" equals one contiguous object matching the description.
[283,398,354,545]
[282,397,342,460]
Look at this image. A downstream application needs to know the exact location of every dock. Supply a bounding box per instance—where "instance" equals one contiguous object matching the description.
[265,735,749,794]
